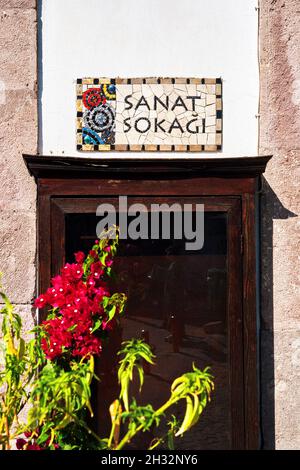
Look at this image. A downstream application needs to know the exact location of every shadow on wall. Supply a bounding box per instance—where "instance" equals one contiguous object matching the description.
[259,177,297,449]
[37,0,43,153]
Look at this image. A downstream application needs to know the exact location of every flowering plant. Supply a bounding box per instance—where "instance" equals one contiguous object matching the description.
[35,228,126,362]
[0,228,213,450]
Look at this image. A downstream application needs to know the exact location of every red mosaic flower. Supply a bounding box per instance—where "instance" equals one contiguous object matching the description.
[82,88,106,109]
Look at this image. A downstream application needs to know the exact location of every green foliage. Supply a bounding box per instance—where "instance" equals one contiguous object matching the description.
[102,292,127,325]
[110,340,214,450]
[0,228,214,450]
[28,356,95,444]
[0,282,41,449]
[118,339,155,411]
[0,296,214,450]
[0,279,99,450]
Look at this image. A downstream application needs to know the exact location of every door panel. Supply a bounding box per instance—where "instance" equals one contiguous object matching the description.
[51,196,244,449]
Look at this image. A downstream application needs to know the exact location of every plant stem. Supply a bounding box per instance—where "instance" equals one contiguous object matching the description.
[57,408,104,447]
[115,423,144,450]
[5,416,10,450]
[115,396,181,450]
[107,418,117,449]
[154,397,178,416]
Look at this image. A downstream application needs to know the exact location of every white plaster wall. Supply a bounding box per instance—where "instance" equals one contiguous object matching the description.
[40,0,259,158]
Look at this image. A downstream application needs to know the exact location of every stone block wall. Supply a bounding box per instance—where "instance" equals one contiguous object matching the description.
[259,0,300,449]
[0,0,37,331]
[0,0,299,450]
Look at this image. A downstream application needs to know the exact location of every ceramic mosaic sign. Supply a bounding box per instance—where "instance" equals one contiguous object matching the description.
[76,78,222,152]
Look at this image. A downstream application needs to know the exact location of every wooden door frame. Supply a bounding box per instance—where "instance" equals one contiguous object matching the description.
[24,154,273,449]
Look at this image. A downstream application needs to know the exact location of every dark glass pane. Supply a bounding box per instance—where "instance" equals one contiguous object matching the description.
[65,210,230,449]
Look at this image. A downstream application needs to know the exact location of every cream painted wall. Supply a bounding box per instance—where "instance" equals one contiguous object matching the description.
[40,0,259,157]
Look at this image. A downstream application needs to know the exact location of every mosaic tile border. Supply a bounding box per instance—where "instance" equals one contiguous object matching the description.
[76,78,222,152]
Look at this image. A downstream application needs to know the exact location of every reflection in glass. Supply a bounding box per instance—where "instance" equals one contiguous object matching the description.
[66,212,230,449]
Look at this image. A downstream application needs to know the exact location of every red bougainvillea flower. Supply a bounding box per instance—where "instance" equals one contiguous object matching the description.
[90,261,104,279]
[74,251,85,263]
[89,249,97,259]
[86,275,96,289]
[16,432,59,451]
[102,318,117,331]
[26,443,43,450]
[16,438,43,451]
[34,295,48,309]
[61,263,83,281]
[51,275,66,290]
[16,438,27,450]
[41,317,73,360]
[45,287,65,308]
[72,333,102,357]
[35,233,126,362]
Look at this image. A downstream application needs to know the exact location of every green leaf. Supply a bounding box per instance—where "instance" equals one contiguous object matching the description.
[18,338,25,360]
[67,323,78,332]
[108,305,116,321]
[91,318,102,333]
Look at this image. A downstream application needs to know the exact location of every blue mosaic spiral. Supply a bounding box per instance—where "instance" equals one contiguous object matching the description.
[82,127,104,145]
